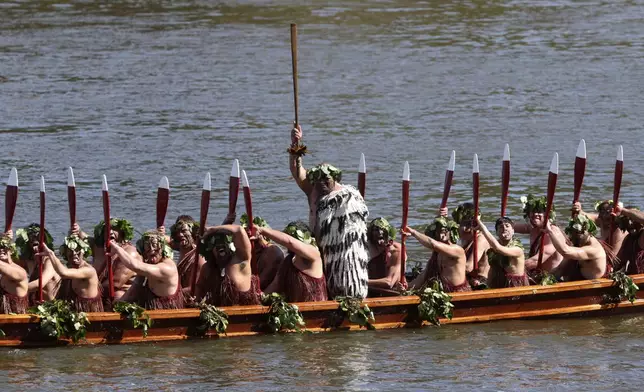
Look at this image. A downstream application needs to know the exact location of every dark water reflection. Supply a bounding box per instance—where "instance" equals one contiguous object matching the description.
[1,0,644,389]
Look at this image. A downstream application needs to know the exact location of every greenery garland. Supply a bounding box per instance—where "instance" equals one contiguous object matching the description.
[135,231,173,259]
[240,213,270,229]
[520,194,556,222]
[565,215,598,236]
[93,218,134,247]
[15,224,54,260]
[196,300,229,335]
[306,163,342,184]
[113,302,153,338]
[261,292,305,333]
[368,217,396,242]
[283,222,317,247]
[424,216,459,244]
[609,270,639,304]
[0,235,18,262]
[452,202,475,225]
[28,300,90,343]
[59,235,92,260]
[200,233,236,261]
[405,280,454,326]
[486,237,524,269]
[334,296,375,330]
[538,272,558,286]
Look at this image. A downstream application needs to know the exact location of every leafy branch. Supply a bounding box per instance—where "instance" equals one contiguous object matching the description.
[28,300,90,343]
[261,293,305,333]
[196,300,229,335]
[335,296,375,330]
[405,280,454,326]
[113,302,153,338]
[609,271,639,303]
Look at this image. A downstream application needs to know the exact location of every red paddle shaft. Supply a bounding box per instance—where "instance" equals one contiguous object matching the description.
[358,173,366,199]
[400,180,410,286]
[537,172,557,269]
[38,189,45,303]
[243,186,257,273]
[229,177,240,215]
[68,186,76,228]
[572,156,586,206]
[472,172,480,271]
[440,171,453,210]
[190,188,210,296]
[609,160,623,246]
[501,161,510,217]
[5,188,17,232]
[102,190,114,299]
[157,188,169,228]
[290,24,299,126]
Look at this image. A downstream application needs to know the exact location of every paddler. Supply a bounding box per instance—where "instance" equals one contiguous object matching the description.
[515,195,563,274]
[113,231,183,310]
[451,203,490,288]
[12,224,61,305]
[195,224,261,306]
[0,235,28,314]
[262,221,327,302]
[37,235,103,312]
[404,217,471,293]
[290,124,370,299]
[475,217,529,288]
[547,215,615,281]
[572,200,628,254]
[366,217,404,296]
[240,213,284,290]
[170,216,206,295]
[612,205,644,274]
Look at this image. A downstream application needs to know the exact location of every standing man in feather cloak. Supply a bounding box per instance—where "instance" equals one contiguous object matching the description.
[289,124,370,299]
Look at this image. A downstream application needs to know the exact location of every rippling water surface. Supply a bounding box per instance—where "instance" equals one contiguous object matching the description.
[1,0,644,389]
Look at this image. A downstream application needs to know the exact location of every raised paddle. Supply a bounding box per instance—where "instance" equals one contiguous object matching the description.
[358,153,366,199]
[157,176,169,228]
[400,161,410,287]
[67,167,76,228]
[229,159,240,217]
[609,145,624,247]
[440,151,456,213]
[572,139,586,218]
[190,173,211,297]
[537,153,559,270]
[38,176,46,303]
[290,23,299,126]
[472,154,480,271]
[501,144,510,217]
[241,170,259,274]
[5,168,18,233]
[102,175,114,299]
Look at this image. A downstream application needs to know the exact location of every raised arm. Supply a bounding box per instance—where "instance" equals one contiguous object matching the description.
[38,245,94,280]
[545,224,597,261]
[28,259,57,292]
[368,243,402,289]
[402,226,464,259]
[615,205,644,226]
[0,260,27,283]
[109,241,170,279]
[256,227,318,263]
[289,124,313,194]
[476,219,524,258]
[572,202,599,223]
[204,225,252,263]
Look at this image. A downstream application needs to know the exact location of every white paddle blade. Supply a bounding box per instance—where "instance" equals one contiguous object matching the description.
[503,144,510,161]
[159,176,169,190]
[67,167,75,187]
[447,150,456,171]
[617,145,624,162]
[101,175,108,191]
[359,153,366,174]
[402,162,410,181]
[549,153,559,175]
[203,172,211,191]
[473,154,479,174]
[576,139,587,159]
[40,176,46,193]
[231,159,240,178]
[8,168,18,187]
[241,170,250,188]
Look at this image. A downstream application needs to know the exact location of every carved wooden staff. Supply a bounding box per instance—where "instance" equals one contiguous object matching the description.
[537,153,558,270]
[157,177,169,229]
[190,173,211,297]
[101,175,114,299]
[609,145,624,247]
[572,140,586,218]
[472,154,480,271]
[358,153,366,199]
[400,161,410,287]
[5,168,18,233]
[291,23,299,126]
[38,176,46,303]
[501,144,510,217]
[229,160,240,218]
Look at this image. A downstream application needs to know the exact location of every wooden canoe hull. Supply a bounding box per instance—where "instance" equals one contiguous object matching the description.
[1,275,642,348]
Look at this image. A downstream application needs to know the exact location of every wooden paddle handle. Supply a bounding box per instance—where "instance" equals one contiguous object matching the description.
[358,173,366,199]
[609,160,623,246]
[537,173,557,269]
[4,186,18,232]
[440,171,453,210]
[190,189,210,296]
[68,186,76,228]
[290,23,299,126]
[473,173,480,271]
[156,188,169,228]
[102,190,114,299]
[501,161,510,217]
[38,191,45,303]
[400,180,410,287]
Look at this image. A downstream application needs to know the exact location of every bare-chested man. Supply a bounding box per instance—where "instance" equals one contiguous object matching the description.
[38,235,103,312]
[262,221,327,302]
[13,224,60,305]
[476,217,529,288]
[612,205,644,274]
[572,200,628,255]
[0,235,28,314]
[548,215,611,281]
[451,203,490,288]
[366,217,404,296]
[516,195,563,274]
[114,231,183,310]
[195,224,261,306]
[405,217,471,293]
[170,216,206,295]
[240,213,284,290]
[290,124,370,299]
[89,218,139,302]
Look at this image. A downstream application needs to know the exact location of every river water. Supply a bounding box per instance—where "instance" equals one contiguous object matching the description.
[1,0,644,390]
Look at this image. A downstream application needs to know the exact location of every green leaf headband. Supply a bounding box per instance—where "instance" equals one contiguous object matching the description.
[93,218,134,247]
[283,222,317,247]
[170,219,199,240]
[520,194,556,222]
[306,163,342,184]
[59,235,92,260]
[15,224,54,260]
[0,235,18,261]
[565,215,598,236]
[368,217,396,242]
[452,203,475,225]
[136,231,173,259]
[424,217,460,244]
[240,213,269,229]
[200,233,236,261]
